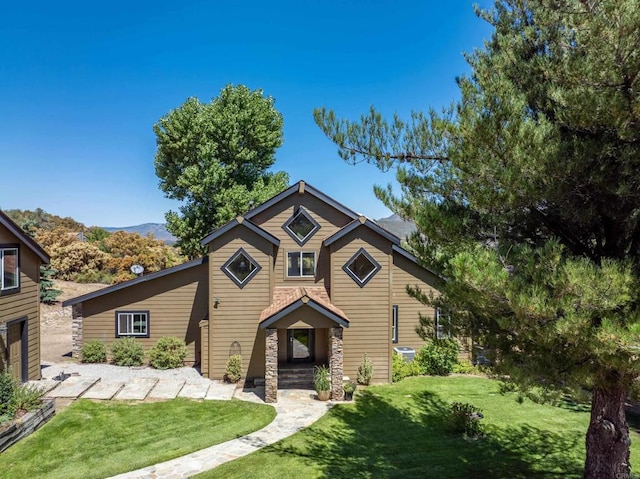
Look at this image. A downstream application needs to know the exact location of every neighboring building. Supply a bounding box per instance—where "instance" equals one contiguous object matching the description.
[64,181,446,402]
[0,210,50,382]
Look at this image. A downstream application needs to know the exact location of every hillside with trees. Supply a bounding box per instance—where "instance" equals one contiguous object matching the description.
[4,209,186,284]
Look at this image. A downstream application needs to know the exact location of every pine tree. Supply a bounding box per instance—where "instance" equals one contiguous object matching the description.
[315,1,640,477]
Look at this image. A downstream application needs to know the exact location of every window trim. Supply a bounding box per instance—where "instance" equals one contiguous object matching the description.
[221,247,262,289]
[343,247,381,288]
[282,207,320,246]
[435,308,450,339]
[0,245,20,295]
[115,310,150,338]
[286,251,316,278]
[392,305,399,344]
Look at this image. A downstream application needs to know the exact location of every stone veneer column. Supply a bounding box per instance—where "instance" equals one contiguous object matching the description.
[71,303,83,360]
[330,327,344,401]
[265,329,278,403]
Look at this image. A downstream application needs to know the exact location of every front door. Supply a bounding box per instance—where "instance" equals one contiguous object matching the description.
[7,320,27,382]
[287,329,314,363]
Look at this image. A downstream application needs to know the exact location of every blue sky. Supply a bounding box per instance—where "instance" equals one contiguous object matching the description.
[0,0,492,227]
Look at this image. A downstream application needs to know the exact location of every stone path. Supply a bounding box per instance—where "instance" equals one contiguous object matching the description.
[31,365,334,478]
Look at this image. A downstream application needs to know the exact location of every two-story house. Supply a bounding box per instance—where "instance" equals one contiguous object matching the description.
[64,181,443,402]
[0,211,50,382]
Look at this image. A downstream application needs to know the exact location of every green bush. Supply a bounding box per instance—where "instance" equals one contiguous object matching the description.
[10,384,45,413]
[74,270,113,284]
[449,402,483,437]
[416,338,460,376]
[357,353,374,385]
[110,338,145,366]
[393,353,425,382]
[0,371,17,416]
[149,336,187,369]
[452,360,482,375]
[225,354,243,383]
[81,339,107,363]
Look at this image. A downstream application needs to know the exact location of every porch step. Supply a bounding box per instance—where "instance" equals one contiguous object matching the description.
[278,366,314,389]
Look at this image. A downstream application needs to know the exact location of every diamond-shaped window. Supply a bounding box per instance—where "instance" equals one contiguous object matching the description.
[222,248,261,288]
[283,208,320,245]
[343,248,381,287]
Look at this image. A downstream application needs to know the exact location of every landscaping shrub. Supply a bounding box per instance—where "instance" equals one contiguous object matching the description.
[313,365,331,392]
[149,336,187,369]
[0,371,17,416]
[393,352,425,382]
[9,384,45,413]
[449,402,483,437]
[452,360,482,375]
[225,354,242,383]
[357,353,374,385]
[81,339,107,363]
[416,338,460,376]
[110,337,145,366]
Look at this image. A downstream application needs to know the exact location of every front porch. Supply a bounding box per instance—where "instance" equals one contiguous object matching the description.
[259,286,349,403]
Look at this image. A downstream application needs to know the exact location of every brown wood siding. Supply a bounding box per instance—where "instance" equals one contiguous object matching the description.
[209,229,273,380]
[250,193,352,292]
[0,226,41,380]
[391,253,440,353]
[199,320,209,376]
[81,263,208,364]
[330,231,392,383]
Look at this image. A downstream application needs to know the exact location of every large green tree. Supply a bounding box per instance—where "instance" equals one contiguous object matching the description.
[315,1,640,477]
[154,84,289,258]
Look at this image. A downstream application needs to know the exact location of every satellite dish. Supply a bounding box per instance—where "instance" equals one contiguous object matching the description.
[130,264,144,276]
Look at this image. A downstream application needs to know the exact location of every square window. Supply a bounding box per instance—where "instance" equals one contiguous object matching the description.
[283,208,320,245]
[287,251,315,277]
[116,311,149,337]
[222,248,262,288]
[343,248,381,287]
[0,247,19,292]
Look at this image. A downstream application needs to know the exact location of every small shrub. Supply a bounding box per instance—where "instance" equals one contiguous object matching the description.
[9,384,45,414]
[74,270,113,284]
[416,338,459,376]
[343,380,356,394]
[149,336,187,369]
[392,352,410,382]
[0,371,17,416]
[357,354,374,385]
[110,337,145,366]
[449,402,483,437]
[314,365,331,392]
[225,354,242,383]
[81,339,107,363]
[452,360,482,375]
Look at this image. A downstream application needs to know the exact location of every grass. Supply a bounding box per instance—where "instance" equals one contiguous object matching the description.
[198,376,640,479]
[0,398,275,479]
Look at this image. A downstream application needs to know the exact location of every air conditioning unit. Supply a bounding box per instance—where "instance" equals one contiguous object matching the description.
[393,346,415,362]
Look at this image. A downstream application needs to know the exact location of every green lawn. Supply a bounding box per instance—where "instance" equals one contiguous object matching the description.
[198,376,640,479]
[0,398,275,479]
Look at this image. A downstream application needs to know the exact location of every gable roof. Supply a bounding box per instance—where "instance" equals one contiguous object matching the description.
[62,257,208,307]
[0,210,50,264]
[392,244,444,280]
[244,180,359,221]
[323,215,401,247]
[259,286,350,329]
[201,216,280,247]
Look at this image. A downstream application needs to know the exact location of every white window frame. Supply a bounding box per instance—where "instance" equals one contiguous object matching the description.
[0,247,19,292]
[286,251,316,278]
[392,305,399,344]
[116,311,149,337]
[435,308,450,339]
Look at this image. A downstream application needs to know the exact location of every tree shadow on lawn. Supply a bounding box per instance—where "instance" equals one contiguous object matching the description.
[268,389,583,478]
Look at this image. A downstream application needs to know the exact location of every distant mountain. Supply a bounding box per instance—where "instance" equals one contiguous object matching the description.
[103,223,177,244]
[103,215,416,246]
[375,214,417,240]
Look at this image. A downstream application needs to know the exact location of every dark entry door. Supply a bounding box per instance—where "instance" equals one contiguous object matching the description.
[287,329,314,362]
